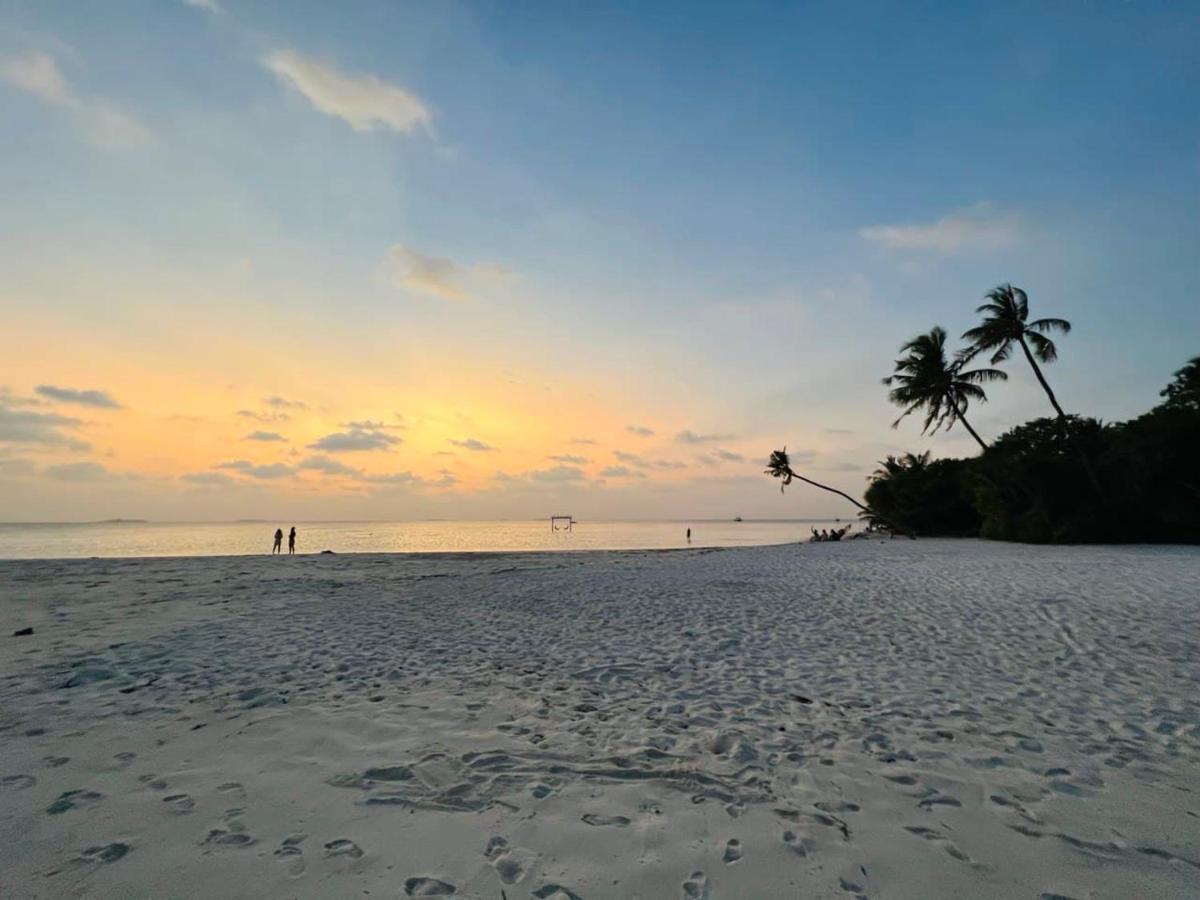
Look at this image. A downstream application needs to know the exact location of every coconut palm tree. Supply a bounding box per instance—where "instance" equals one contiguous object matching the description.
[961,284,1103,496]
[960,284,1073,418]
[883,327,1007,452]
[765,447,905,533]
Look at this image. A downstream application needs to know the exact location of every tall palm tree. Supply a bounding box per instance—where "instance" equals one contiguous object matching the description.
[765,448,904,533]
[961,284,1073,418]
[961,284,1103,497]
[883,327,1007,452]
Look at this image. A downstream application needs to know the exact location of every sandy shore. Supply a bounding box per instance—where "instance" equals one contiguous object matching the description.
[1,541,1198,899]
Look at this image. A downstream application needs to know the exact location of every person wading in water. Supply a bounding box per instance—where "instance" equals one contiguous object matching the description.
[272,528,283,554]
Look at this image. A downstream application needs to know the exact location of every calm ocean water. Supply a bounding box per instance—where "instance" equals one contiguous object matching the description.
[0,519,853,560]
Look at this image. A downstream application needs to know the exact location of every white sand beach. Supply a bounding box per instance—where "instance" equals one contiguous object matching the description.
[2,540,1198,899]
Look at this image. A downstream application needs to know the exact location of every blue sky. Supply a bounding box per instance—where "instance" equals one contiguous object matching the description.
[0,1,1197,520]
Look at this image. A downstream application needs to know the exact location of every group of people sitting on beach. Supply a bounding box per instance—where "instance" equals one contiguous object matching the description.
[810,525,852,542]
[272,527,296,555]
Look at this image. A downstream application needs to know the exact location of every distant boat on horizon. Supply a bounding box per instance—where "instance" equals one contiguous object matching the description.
[733,516,743,522]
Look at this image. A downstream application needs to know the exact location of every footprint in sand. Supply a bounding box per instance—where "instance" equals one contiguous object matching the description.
[2,774,36,790]
[47,789,103,815]
[483,835,535,885]
[904,825,975,864]
[202,829,256,848]
[43,756,69,768]
[324,838,363,859]
[404,876,457,896]
[682,870,709,899]
[77,843,131,865]
[532,885,581,900]
[723,838,743,864]
[581,813,631,827]
[112,752,137,768]
[274,834,307,876]
[782,829,816,858]
[163,794,195,814]
[216,782,246,799]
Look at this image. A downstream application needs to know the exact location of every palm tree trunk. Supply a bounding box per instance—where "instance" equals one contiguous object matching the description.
[1018,338,1068,419]
[781,466,908,535]
[955,407,989,452]
[1018,337,1105,499]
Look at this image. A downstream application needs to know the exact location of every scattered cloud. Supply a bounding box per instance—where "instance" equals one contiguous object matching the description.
[549,454,587,464]
[450,438,496,452]
[297,455,361,476]
[183,0,223,13]
[243,430,286,442]
[35,384,122,409]
[613,450,643,465]
[264,395,306,410]
[180,471,234,487]
[824,428,855,435]
[675,429,735,444]
[1,51,150,149]
[216,460,294,479]
[528,465,585,483]
[859,203,1021,254]
[237,409,290,424]
[263,49,432,134]
[568,437,598,445]
[0,403,89,449]
[44,461,110,482]
[711,448,745,463]
[626,424,655,437]
[342,419,403,431]
[308,428,401,453]
[389,246,466,300]
[602,465,648,480]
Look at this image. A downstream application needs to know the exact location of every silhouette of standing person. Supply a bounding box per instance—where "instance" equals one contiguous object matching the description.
[272,528,283,554]
[686,527,692,543]
[288,526,296,555]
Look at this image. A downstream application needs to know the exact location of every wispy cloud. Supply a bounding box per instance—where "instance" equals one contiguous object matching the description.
[711,448,745,462]
[0,403,89,450]
[389,247,467,300]
[450,438,496,452]
[859,203,1021,254]
[216,460,293,479]
[35,384,122,409]
[297,455,361,476]
[264,395,306,410]
[626,424,655,437]
[243,430,286,442]
[183,0,224,13]
[599,465,642,478]
[568,437,598,445]
[675,429,735,444]
[308,428,401,452]
[237,409,290,424]
[1,51,150,149]
[263,49,432,134]
[549,454,587,464]
[528,465,585,483]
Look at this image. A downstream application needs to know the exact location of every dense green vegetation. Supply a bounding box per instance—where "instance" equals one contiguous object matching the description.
[768,283,1199,543]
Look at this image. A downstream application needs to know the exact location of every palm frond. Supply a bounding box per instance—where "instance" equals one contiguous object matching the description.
[1028,317,1071,335]
[1025,331,1058,362]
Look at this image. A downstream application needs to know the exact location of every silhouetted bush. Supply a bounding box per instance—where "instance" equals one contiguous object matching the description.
[863,356,1200,543]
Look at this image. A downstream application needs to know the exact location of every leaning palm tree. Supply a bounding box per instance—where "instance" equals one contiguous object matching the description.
[961,284,1073,418]
[883,327,1007,452]
[765,448,904,533]
[962,284,1103,496]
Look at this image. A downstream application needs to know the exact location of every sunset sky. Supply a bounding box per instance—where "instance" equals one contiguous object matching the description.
[2,1,1197,521]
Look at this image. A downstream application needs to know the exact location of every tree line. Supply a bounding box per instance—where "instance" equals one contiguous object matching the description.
[767,285,1199,543]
